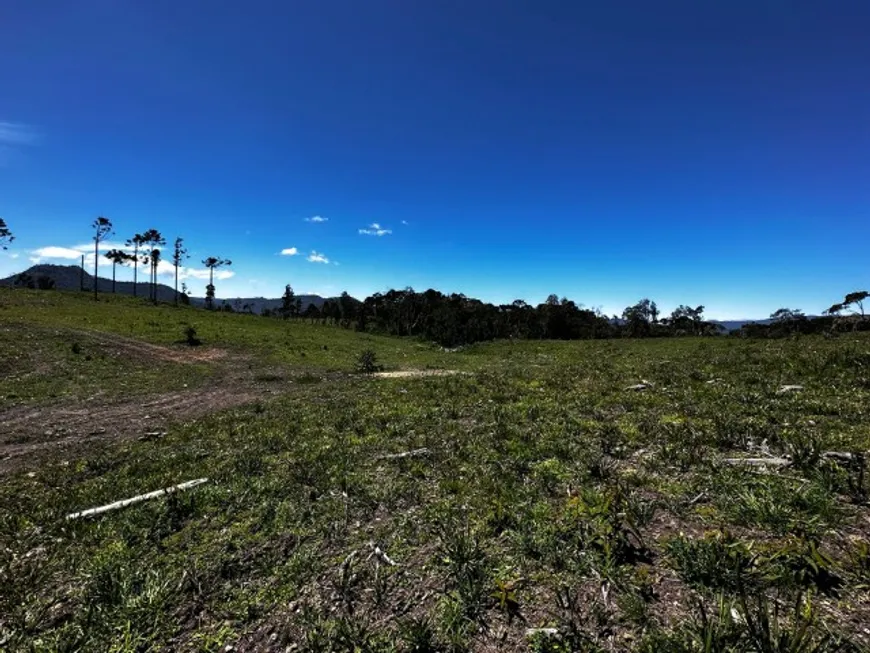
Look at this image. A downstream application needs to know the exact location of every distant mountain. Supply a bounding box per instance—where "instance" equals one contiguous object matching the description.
[710,319,771,332]
[710,317,821,332]
[0,264,181,301]
[0,264,328,313]
[188,295,327,314]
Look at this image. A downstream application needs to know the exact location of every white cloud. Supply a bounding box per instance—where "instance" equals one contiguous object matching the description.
[72,241,132,254]
[31,246,83,261]
[0,121,37,145]
[152,258,234,281]
[401,220,409,225]
[28,242,235,282]
[305,215,328,223]
[181,267,235,281]
[307,250,329,264]
[31,241,141,264]
[359,222,392,236]
[280,247,299,256]
[9,252,19,259]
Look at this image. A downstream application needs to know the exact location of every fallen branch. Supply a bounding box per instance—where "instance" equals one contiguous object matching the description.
[526,628,560,638]
[723,457,791,467]
[138,431,166,441]
[745,469,809,484]
[822,451,864,463]
[688,492,708,506]
[376,448,430,461]
[776,385,804,394]
[66,478,209,520]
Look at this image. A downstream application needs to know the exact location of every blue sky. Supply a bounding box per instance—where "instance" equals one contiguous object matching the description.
[1,0,868,319]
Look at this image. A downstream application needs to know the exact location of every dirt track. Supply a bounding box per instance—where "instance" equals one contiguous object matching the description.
[0,329,275,474]
[0,385,263,474]
[0,327,465,473]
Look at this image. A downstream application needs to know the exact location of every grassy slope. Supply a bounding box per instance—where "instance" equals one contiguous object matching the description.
[2,289,870,651]
[0,288,463,375]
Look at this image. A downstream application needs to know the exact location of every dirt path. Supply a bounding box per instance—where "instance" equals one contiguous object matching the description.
[60,328,231,364]
[0,326,281,475]
[0,385,264,474]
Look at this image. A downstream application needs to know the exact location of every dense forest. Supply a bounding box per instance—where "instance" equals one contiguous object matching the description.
[270,286,870,347]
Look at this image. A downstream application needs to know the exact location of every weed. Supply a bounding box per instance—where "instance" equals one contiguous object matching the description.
[570,485,650,570]
[666,530,757,593]
[436,514,490,622]
[399,616,439,652]
[738,591,850,653]
[764,539,843,596]
[846,539,870,589]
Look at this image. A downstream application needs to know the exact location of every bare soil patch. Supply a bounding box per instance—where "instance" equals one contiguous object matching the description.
[64,328,231,364]
[0,385,263,474]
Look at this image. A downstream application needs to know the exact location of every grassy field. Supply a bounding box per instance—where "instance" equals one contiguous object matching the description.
[2,289,870,651]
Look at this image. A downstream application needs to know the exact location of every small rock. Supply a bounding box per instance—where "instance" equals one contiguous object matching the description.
[777,385,804,394]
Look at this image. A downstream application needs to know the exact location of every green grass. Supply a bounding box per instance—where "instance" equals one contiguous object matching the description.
[1,288,870,651]
[0,288,466,373]
[0,323,209,405]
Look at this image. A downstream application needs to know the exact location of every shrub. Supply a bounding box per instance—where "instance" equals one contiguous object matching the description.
[354,349,382,374]
[184,325,201,346]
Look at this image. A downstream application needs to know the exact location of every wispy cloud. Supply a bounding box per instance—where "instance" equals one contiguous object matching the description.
[359,222,392,236]
[305,215,328,223]
[401,220,409,225]
[307,250,329,264]
[0,122,38,145]
[0,122,38,165]
[280,247,299,256]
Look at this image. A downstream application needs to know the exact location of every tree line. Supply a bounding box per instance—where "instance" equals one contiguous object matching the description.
[3,217,866,343]
[266,285,868,346]
[264,288,698,346]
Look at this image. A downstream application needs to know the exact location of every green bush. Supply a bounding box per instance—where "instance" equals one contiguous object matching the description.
[354,348,383,374]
